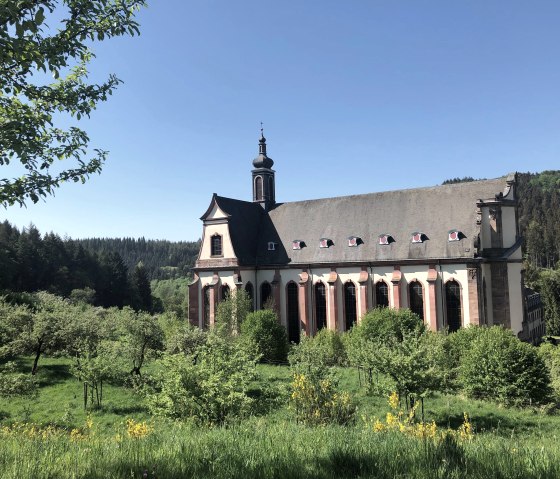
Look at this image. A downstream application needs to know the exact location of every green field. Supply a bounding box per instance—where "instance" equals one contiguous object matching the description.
[1,357,560,478]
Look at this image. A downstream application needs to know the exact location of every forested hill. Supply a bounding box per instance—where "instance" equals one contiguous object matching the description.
[517,171,560,269]
[74,237,200,280]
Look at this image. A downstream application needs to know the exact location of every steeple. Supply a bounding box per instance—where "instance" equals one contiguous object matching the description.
[251,125,276,211]
[253,126,274,169]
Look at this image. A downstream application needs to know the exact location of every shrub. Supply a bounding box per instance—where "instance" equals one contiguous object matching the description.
[355,307,425,343]
[0,362,37,398]
[289,329,347,370]
[146,332,258,425]
[241,309,288,363]
[290,372,355,425]
[538,343,560,400]
[459,326,552,406]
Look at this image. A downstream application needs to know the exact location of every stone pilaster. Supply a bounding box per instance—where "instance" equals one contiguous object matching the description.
[298,271,310,336]
[327,269,338,331]
[467,266,480,326]
[358,267,369,321]
[391,266,402,309]
[427,265,438,331]
[271,269,282,320]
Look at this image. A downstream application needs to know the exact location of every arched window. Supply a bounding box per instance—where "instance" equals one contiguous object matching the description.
[255,176,263,201]
[221,284,230,301]
[344,282,357,330]
[268,176,274,200]
[203,286,211,329]
[445,280,462,332]
[260,282,272,309]
[286,282,300,343]
[245,282,254,311]
[409,281,424,320]
[375,281,389,308]
[315,282,327,331]
[211,234,222,256]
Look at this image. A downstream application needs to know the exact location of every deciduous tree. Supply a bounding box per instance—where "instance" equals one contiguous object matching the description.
[1,0,146,206]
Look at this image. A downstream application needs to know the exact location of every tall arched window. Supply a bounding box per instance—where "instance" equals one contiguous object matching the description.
[344,282,357,330]
[315,282,327,331]
[268,176,274,200]
[203,286,211,329]
[221,284,230,301]
[245,282,254,311]
[286,282,300,343]
[255,176,263,201]
[445,280,462,332]
[260,282,272,309]
[409,281,424,320]
[375,281,389,308]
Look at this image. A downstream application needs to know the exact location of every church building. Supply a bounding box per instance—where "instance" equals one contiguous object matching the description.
[188,132,527,341]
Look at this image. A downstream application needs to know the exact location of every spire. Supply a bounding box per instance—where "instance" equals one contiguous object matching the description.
[253,123,274,169]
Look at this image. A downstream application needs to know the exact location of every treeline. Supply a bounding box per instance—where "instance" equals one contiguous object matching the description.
[517,171,560,269]
[75,237,200,280]
[0,221,153,310]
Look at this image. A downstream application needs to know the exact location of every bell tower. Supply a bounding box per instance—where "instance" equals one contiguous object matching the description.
[252,126,276,211]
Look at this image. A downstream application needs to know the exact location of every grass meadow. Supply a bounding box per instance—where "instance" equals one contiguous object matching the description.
[1,358,560,478]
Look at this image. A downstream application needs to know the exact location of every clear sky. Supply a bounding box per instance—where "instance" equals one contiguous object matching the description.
[3,0,560,241]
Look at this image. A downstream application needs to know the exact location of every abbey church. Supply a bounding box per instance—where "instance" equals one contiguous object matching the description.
[188,132,531,342]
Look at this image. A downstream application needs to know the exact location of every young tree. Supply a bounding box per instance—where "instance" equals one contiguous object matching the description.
[4,292,73,374]
[215,289,252,336]
[1,0,146,206]
[112,307,164,375]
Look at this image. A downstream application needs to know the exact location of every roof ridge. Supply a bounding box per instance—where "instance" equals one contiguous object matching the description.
[275,176,507,206]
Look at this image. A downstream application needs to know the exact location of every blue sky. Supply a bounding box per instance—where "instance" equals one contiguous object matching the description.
[3,0,560,241]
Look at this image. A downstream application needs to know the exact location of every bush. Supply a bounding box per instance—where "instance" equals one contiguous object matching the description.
[290,371,355,425]
[459,326,552,406]
[241,310,288,363]
[289,329,347,370]
[146,333,259,425]
[538,343,560,400]
[355,307,425,342]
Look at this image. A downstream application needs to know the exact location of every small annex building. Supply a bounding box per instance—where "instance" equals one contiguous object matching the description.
[189,132,528,342]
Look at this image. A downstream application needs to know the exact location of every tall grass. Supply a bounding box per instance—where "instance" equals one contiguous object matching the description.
[0,419,559,479]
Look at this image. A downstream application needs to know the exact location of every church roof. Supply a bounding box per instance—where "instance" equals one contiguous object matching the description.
[252,176,508,266]
[206,176,510,267]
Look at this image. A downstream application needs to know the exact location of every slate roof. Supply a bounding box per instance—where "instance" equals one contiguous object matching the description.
[210,196,265,265]
[207,177,508,267]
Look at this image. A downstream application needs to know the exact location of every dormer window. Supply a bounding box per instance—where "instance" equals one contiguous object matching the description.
[378,234,395,245]
[348,236,363,247]
[268,242,276,251]
[211,234,222,256]
[411,232,428,244]
[448,230,466,242]
[292,240,306,250]
[319,238,334,248]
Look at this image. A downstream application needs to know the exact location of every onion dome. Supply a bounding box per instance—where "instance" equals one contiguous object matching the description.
[252,129,274,169]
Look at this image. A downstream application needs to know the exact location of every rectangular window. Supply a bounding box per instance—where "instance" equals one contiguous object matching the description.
[211,235,222,256]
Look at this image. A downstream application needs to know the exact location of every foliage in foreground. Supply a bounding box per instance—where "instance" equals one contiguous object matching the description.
[1,417,560,479]
[145,333,259,425]
[1,0,146,207]
[459,326,552,406]
[241,309,289,363]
